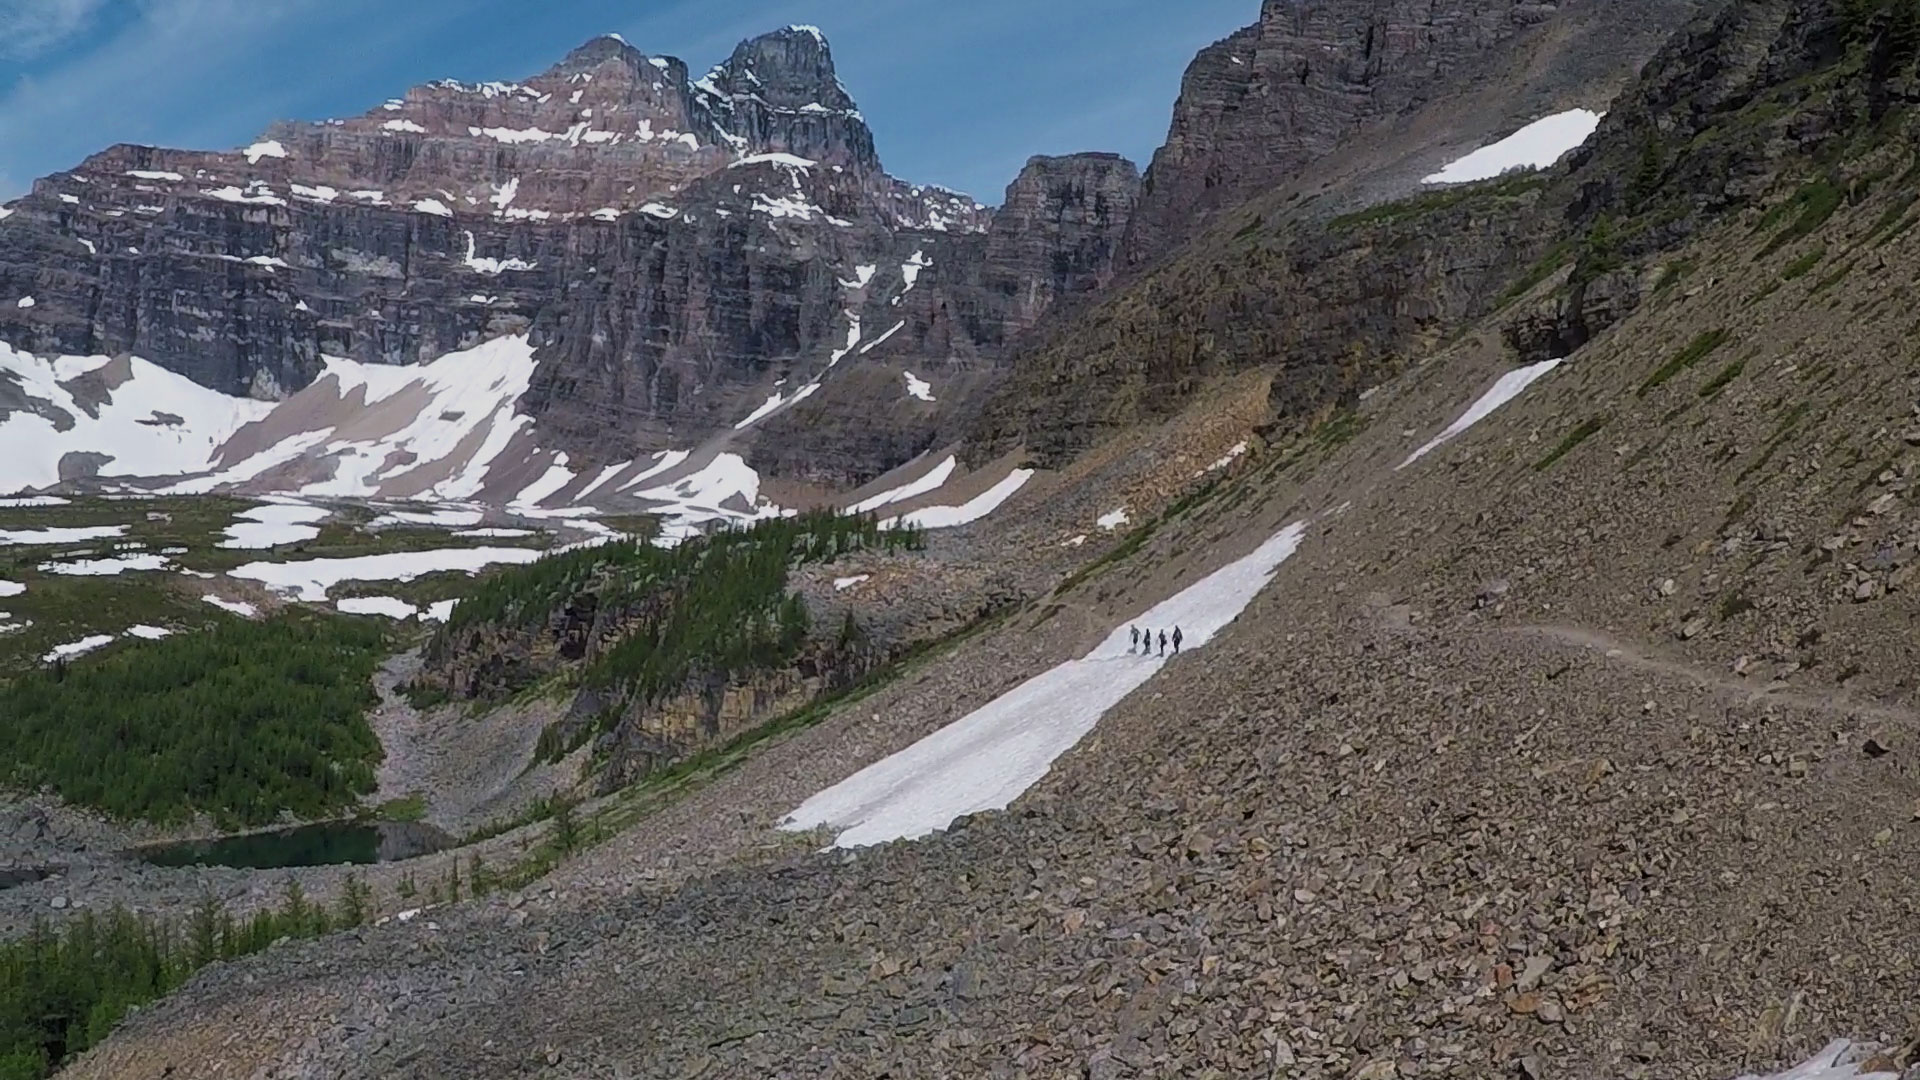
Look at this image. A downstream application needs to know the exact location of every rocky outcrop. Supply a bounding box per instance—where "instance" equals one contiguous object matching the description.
[972,172,1565,466]
[982,154,1142,335]
[693,26,880,173]
[1117,0,1706,273]
[742,153,1141,487]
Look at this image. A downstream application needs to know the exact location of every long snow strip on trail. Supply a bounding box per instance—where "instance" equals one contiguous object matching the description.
[1422,109,1603,185]
[1737,1040,1901,1080]
[784,521,1307,848]
[1399,358,1564,470]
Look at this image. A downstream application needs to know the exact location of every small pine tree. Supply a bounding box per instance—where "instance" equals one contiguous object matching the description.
[553,800,580,855]
[1629,130,1663,207]
[336,872,370,928]
[188,893,220,969]
[279,878,310,935]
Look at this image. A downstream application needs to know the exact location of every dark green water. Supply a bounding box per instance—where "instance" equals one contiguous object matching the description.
[135,821,453,870]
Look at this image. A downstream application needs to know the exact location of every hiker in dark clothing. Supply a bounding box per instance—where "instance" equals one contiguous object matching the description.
[1172,626,1184,654]
[1130,626,1140,653]
[1157,630,1168,657]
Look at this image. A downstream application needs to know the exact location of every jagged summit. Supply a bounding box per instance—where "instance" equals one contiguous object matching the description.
[552,32,651,75]
[694,25,878,173]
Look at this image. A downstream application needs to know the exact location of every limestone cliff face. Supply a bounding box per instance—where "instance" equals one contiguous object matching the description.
[982,154,1142,335]
[1117,0,1706,273]
[741,152,1142,487]
[0,28,1134,487]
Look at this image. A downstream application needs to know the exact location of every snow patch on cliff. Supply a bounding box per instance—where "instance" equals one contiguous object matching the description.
[461,231,536,275]
[850,456,956,514]
[886,469,1033,530]
[1424,109,1604,185]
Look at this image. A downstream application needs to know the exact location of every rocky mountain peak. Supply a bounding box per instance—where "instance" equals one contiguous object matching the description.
[696,26,880,173]
[718,26,857,111]
[553,33,648,75]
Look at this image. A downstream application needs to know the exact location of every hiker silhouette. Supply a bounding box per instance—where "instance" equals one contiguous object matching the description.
[1130,626,1140,653]
[1172,626,1184,653]
[1157,630,1168,657]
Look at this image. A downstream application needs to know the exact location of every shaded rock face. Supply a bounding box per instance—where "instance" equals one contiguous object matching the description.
[738,154,1142,487]
[983,154,1142,335]
[1117,0,1706,273]
[0,27,1134,486]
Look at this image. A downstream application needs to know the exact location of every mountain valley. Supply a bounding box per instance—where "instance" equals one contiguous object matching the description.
[2,0,1920,1077]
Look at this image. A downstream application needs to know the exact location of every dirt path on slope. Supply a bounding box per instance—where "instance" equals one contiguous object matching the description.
[1501,622,1920,727]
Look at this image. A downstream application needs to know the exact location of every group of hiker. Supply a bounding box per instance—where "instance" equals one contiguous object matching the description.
[1129,625,1183,657]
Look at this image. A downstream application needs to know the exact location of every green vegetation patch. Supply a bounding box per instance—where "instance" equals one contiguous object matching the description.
[1330,172,1550,232]
[1533,415,1610,472]
[1779,247,1827,280]
[1756,178,1845,258]
[1810,260,1857,296]
[1652,258,1697,295]
[1638,329,1732,396]
[0,880,370,1078]
[438,512,922,760]
[1498,240,1575,307]
[0,613,388,826]
[1697,359,1747,399]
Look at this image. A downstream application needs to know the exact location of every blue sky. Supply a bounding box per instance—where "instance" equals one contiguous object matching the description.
[0,0,1256,202]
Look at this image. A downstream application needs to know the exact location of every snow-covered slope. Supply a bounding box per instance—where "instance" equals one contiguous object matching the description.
[0,343,273,491]
[0,332,1039,544]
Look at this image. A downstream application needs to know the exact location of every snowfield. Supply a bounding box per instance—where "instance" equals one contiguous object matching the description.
[232,546,546,602]
[0,525,128,547]
[38,554,172,576]
[784,521,1307,848]
[1424,109,1604,185]
[1740,1041,1903,1080]
[850,456,957,515]
[886,469,1033,530]
[337,596,423,620]
[202,596,259,618]
[0,343,273,493]
[1399,358,1565,469]
[219,501,331,549]
[43,635,117,663]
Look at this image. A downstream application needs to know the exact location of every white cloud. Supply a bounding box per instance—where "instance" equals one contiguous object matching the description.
[0,0,107,60]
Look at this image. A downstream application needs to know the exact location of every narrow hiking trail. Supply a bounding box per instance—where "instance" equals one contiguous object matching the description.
[1500,622,1920,728]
